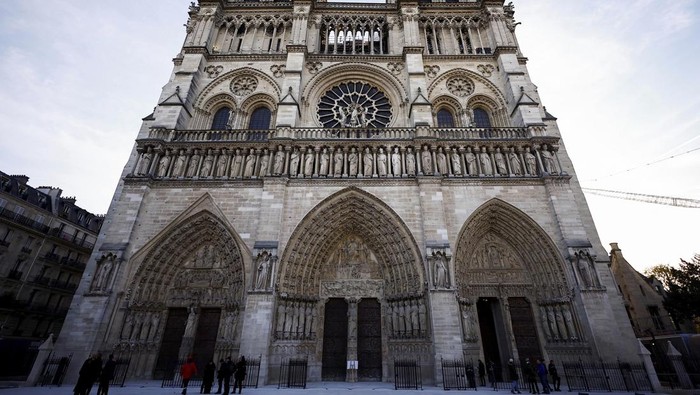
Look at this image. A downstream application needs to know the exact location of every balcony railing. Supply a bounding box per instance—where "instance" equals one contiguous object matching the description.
[0,208,95,250]
[146,128,272,143]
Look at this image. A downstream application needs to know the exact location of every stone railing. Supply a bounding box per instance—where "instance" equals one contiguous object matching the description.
[146,128,273,142]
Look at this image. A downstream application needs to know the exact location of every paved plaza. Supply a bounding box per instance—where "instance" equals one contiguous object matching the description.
[0,382,662,395]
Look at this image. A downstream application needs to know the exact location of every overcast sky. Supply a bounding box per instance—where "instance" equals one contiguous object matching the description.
[0,0,698,272]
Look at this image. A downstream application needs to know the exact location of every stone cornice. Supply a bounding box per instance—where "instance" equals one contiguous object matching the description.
[307,54,403,63]
[493,46,518,56]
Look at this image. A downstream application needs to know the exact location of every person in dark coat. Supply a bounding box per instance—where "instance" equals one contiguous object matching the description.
[487,360,497,390]
[222,357,233,395]
[478,359,486,386]
[96,354,116,395]
[216,359,225,393]
[536,359,551,394]
[524,358,539,394]
[201,360,216,394]
[74,353,102,395]
[508,358,521,394]
[232,356,247,394]
[548,360,561,391]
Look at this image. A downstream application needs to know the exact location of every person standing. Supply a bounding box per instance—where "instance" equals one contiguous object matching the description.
[181,356,198,395]
[96,354,116,395]
[222,357,233,395]
[508,358,521,394]
[216,359,225,393]
[478,360,486,386]
[74,353,101,395]
[233,356,247,394]
[536,359,551,394]
[487,360,497,390]
[548,360,561,391]
[201,360,216,394]
[524,358,539,394]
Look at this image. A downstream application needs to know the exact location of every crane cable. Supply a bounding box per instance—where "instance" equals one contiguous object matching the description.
[582,188,700,209]
[584,147,700,183]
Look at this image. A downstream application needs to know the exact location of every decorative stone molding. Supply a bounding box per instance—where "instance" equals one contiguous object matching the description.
[305,61,322,74]
[320,280,383,298]
[387,62,404,75]
[424,65,440,79]
[89,252,120,294]
[477,64,495,77]
[205,65,224,78]
[447,76,475,97]
[270,64,286,78]
[427,247,451,289]
[457,298,479,342]
[230,75,258,97]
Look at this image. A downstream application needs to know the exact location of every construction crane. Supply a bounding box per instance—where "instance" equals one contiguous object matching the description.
[582,188,700,208]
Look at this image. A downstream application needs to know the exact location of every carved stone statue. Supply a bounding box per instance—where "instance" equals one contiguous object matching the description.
[231,148,243,177]
[508,149,522,175]
[541,144,557,174]
[244,150,257,177]
[157,151,171,177]
[304,148,314,176]
[575,249,599,288]
[319,147,330,176]
[421,146,433,175]
[333,149,344,176]
[173,149,187,177]
[451,148,462,175]
[92,254,115,291]
[273,146,285,175]
[348,148,358,176]
[363,147,373,176]
[200,149,214,177]
[562,305,577,339]
[405,147,416,176]
[436,147,448,175]
[136,147,153,176]
[215,149,228,177]
[465,147,477,175]
[479,147,493,175]
[186,149,200,177]
[376,148,387,176]
[289,148,300,176]
[391,147,401,176]
[255,252,271,290]
[183,306,197,337]
[461,305,476,341]
[494,147,507,175]
[259,149,270,176]
[433,252,449,288]
[525,149,537,175]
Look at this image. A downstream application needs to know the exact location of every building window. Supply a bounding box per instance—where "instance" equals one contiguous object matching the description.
[211,107,232,130]
[473,108,492,128]
[639,284,646,297]
[436,109,455,127]
[648,306,665,330]
[248,107,271,130]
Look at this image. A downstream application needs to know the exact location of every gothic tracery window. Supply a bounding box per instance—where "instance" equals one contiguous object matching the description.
[473,107,492,128]
[317,81,392,128]
[248,107,272,130]
[211,107,232,130]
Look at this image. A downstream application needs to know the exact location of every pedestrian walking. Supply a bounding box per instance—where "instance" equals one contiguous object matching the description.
[548,360,561,391]
[181,356,198,395]
[536,359,551,394]
[201,360,216,394]
[478,359,486,386]
[222,357,233,395]
[216,359,225,393]
[96,354,116,395]
[487,360,497,390]
[508,358,522,394]
[233,356,247,394]
[74,353,102,395]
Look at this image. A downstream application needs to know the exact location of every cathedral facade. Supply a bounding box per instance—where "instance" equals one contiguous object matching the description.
[55,0,640,384]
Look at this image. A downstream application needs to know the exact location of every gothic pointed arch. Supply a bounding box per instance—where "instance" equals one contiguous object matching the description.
[454,198,569,302]
[278,187,424,298]
[427,68,507,109]
[194,67,282,110]
[126,193,249,309]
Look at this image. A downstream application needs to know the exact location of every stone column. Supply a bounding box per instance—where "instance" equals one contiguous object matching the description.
[346,298,359,382]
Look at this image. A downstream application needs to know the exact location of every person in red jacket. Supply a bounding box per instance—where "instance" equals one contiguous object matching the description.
[181,356,198,395]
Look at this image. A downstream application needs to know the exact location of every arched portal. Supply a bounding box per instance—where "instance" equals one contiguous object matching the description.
[453,199,583,369]
[273,187,429,382]
[112,206,247,379]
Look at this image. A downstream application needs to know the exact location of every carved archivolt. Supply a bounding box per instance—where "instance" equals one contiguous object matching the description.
[427,68,506,108]
[126,210,246,309]
[454,199,569,302]
[278,187,424,298]
[194,67,281,111]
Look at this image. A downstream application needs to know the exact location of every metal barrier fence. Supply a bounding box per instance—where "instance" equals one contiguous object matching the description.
[39,353,72,387]
[278,358,308,389]
[160,359,203,389]
[394,359,422,390]
[243,358,261,388]
[109,357,131,387]
[441,358,477,390]
[487,364,526,391]
[562,359,653,392]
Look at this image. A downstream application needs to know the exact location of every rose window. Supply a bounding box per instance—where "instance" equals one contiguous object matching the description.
[317,81,392,128]
[230,76,258,96]
[446,76,474,97]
